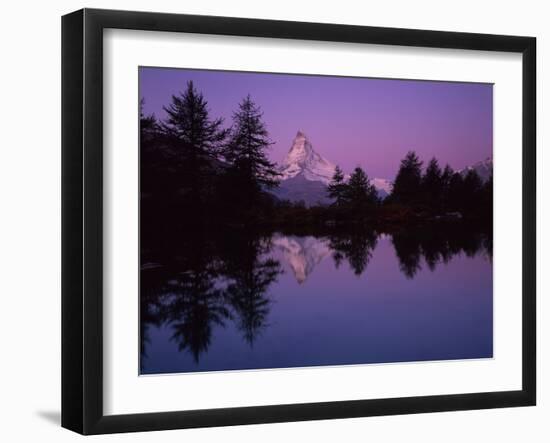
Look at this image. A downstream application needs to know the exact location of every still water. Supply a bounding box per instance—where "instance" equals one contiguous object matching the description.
[140,227,493,374]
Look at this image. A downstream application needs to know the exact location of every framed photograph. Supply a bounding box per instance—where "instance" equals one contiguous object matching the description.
[62,8,536,435]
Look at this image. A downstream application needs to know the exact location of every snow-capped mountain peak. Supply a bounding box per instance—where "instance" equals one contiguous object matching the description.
[285,130,311,162]
[280,131,337,184]
[371,178,393,196]
[459,157,493,182]
[274,131,392,204]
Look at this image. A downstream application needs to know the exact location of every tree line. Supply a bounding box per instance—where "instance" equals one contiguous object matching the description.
[387,151,492,218]
[327,166,379,214]
[141,81,280,226]
[326,151,492,222]
[142,81,492,228]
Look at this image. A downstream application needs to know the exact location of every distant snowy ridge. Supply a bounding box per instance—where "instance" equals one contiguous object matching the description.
[371,178,393,198]
[458,157,493,182]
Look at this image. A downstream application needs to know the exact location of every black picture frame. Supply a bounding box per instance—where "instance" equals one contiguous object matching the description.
[62,8,536,435]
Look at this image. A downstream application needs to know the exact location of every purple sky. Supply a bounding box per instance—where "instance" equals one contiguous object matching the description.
[140,67,492,179]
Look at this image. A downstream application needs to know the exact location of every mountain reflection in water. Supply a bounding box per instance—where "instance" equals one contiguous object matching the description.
[272,235,331,284]
[140,225,493,374]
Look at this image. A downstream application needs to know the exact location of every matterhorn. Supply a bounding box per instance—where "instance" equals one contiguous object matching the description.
[279,130,338,184]
[272,131,392,206]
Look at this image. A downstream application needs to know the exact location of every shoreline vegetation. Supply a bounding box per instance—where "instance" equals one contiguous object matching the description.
[141,81,492,233]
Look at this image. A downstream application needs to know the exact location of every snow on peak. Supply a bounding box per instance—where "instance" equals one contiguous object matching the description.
[459,157,493,182]
[280,131,337,184]
[278,131,393,199]
[371,178,393,196]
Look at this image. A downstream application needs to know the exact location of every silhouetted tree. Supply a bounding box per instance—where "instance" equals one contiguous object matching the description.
[162,81,227,159]
[345,167,379,213]
[140,98,158,146]
[223,95,280,209]
[140,98,163,194]
[161,81,228,213]
[391,151,423,206]
[461,169,483,214]
[140,97,182,231]
[447,172,465,213]
[440,164,454,212]
[422,157,443,211]
[327,165,347,206]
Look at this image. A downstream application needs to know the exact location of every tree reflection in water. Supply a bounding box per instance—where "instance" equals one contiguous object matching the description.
[391,224,492,279]
[222,235,282,346]
[328,230,379,276]
[140,223,491,367]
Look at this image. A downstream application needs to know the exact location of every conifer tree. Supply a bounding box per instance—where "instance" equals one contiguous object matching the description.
[327,165,347,206]
[162,81,227,166]
[462,169,483,214]
[161,81,227,210]
[440,164,454,211]
[391,151,423,205]
[140,98,165,197]
[140,98,158,146]
[447,172,465,213]
[441,164,454,185]
[224,95,280,194]
[422,157,443,211]
[346,167,379,212]
[463,169,483,193]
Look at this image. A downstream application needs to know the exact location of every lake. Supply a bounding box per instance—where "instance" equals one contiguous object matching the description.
[140,225,493,374]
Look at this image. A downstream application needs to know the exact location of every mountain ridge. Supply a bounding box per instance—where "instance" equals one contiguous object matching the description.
[279,131,337,184]
[458,157,493,182]
[273,131,391,205]
[271,131,491,206]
